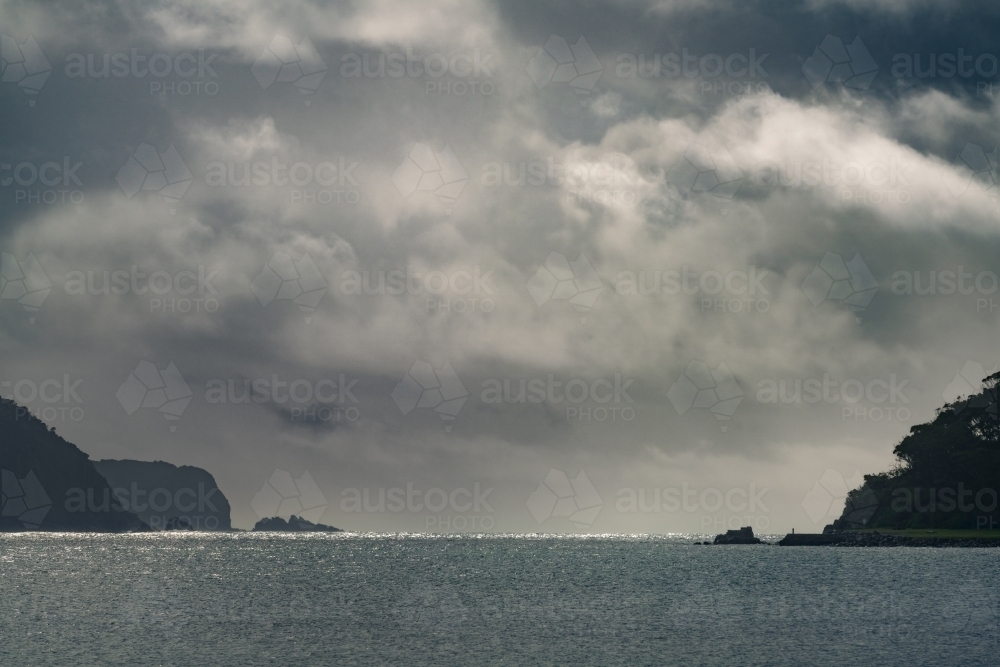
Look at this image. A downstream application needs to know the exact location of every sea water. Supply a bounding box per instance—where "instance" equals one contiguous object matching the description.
[1,533,997,666]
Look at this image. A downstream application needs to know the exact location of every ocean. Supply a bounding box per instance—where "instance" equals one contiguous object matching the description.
[1,533,997,666]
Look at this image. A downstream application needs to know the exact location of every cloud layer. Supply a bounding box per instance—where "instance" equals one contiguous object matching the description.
[2,0,999,532]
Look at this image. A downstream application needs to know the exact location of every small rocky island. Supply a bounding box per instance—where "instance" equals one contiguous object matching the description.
[253,515,342,532]
[712,526,763,544]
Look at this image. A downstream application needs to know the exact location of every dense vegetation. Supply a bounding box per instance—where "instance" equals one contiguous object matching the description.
[837,372,1000,530]
[0,399,148,531]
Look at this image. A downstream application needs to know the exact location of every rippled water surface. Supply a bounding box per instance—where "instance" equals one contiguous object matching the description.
[1,533,998,666]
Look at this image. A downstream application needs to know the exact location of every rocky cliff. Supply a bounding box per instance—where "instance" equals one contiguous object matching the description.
[93,459,232,531]
[0,399,147,532]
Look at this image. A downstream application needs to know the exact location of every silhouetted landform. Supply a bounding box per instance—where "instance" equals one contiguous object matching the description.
[779,531,1000,547]
[0,399,148,532]
[713,526,763,544]
[93,459,232,531]
[253,515,342,532]
[829,371,1000,532]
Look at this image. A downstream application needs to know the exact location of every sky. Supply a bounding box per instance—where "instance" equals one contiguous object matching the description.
[1,0,999,533]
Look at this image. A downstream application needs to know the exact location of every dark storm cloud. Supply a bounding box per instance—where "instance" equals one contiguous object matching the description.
[1,0,998,532]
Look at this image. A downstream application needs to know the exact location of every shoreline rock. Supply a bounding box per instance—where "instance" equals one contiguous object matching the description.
[779,531,1000,547]
[253,515,342,532]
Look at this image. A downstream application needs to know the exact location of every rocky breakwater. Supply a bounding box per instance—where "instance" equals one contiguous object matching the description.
[779,531,1000,547]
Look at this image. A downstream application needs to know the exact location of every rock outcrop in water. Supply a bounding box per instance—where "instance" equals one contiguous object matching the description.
[253,515,342,532]
[93,459,232,531]
[0,399,148,532]
[713,526,763,544]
